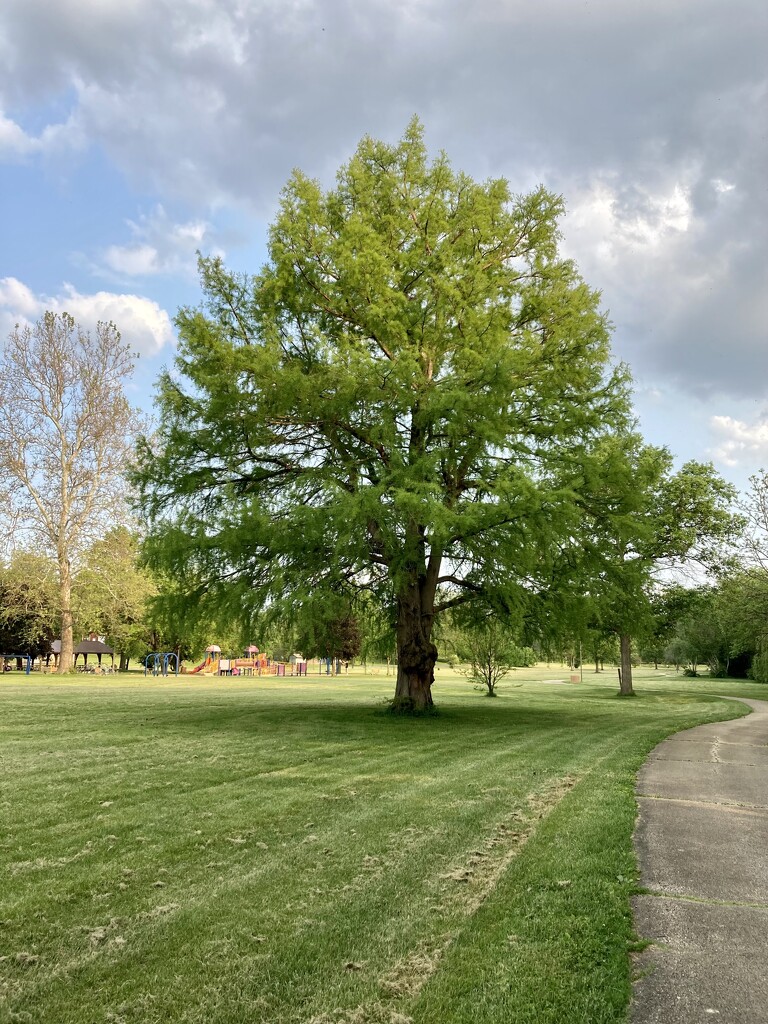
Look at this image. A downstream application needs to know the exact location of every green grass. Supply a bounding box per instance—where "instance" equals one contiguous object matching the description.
[0,666,763,1024]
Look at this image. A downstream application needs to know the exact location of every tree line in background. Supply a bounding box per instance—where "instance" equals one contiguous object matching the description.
[6,523,768,688]
[0,122,765,702]
[0,528,175,671]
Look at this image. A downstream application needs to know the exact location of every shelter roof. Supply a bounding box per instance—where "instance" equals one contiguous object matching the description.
[51,639,115,655]
[75,640,115,655]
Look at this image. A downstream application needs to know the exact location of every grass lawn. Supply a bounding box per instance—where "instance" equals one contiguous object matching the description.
[1,665,765,1024]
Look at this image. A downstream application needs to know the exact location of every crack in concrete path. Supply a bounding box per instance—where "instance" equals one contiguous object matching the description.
[636,794,768,814]
[638,891,768,911]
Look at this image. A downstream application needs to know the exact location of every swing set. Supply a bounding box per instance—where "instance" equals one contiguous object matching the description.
[143,652,180,677]
[1,653,32,674]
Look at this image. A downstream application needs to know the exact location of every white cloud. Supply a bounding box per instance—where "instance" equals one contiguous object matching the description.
[635,385,665,405]
[90,206,219,280]
[563,178,695,271]
[0,107,84,160]
[0,276,39,316]
[710,415,768,468]
[560,164,768,398]
[0,111,33,157]
[102,243,159,277]
[0,277,174,357]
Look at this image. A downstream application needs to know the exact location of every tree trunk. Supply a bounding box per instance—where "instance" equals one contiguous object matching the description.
[58,556,74,673]
[619,633,634,696]
[393,588,437,711]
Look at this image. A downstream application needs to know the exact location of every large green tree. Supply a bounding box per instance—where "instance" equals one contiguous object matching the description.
[133,121,631,710]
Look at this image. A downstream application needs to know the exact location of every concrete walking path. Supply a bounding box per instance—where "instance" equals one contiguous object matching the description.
[630,697,768,1023]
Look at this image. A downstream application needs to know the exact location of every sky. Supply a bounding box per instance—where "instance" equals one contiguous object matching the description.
[1,0,766,494]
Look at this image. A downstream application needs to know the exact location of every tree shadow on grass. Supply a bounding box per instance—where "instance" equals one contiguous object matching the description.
[108,688,707,744]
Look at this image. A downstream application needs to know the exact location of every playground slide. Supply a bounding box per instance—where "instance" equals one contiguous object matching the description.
[189,656,219,674]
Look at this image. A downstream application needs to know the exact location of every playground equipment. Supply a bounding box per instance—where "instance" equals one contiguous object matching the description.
[143,652,180,677]
[186,643,308,678]
[219,646,266,676]
[1,653,32,674]
[190,644,221,674]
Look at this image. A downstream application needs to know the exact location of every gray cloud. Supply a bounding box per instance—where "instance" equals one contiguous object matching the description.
[1,0,766,396]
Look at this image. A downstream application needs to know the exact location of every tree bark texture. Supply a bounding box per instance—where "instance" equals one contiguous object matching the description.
[58,557,74,673]
[619,632,634,696]
[394,584,437,711]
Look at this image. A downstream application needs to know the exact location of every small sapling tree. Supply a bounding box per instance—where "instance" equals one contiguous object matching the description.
[462,616,531,696]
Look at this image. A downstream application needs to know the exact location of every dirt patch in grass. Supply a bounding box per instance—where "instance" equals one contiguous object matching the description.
[307,1003,414,1024]
[437,773,580,919]
[379,936,454,999]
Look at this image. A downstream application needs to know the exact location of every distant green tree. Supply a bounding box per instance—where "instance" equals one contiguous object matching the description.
[582,628,619,673]
[147,598,242,668]
[354,592,397,670]
[132,120,632,710]
[639,585,702,669]
[75,528,157,670]
[299,607,362,671]
[574,435,738,695]
[663,587,739,676]
[731,471,768,680]
[720,571,768,680]
[0,552,58,660]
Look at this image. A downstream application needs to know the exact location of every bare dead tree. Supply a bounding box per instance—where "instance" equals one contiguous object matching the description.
[0,311,141,672]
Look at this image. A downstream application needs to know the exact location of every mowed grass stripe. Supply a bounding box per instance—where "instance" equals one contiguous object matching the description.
[0,671,753,1023]
[414,744,662,1023]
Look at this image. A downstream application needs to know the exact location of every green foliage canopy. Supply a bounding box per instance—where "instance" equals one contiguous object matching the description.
[133,120,632,708]
[0,552,58,658]
[75,528,159,669]
[568,434,739,693]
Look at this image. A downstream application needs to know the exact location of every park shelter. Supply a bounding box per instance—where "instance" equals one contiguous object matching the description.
[75,638,115,669]
[51,638,115,670]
